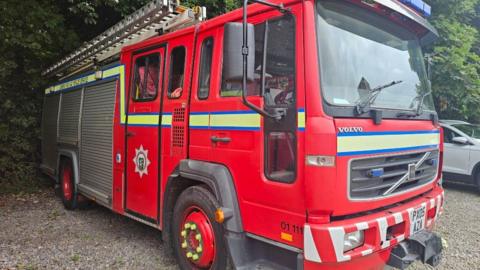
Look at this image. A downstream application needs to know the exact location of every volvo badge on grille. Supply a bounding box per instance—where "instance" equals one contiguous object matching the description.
[408,163,416,181]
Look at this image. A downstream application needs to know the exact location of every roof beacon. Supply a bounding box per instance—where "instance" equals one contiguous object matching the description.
[399,0,432,17]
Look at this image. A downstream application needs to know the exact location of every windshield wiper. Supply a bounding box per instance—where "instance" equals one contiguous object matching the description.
[397,90,432,118]
[355,79,404,115]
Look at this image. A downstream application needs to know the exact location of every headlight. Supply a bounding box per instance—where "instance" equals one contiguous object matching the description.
[343,230,364,252]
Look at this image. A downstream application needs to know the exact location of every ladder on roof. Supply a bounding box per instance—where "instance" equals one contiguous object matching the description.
[43,0,206,78]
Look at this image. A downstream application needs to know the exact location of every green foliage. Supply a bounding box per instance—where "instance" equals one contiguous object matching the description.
[0,0,240,193]
[426,0,480,122]
[0,0,79,193]
[182,0,242,17]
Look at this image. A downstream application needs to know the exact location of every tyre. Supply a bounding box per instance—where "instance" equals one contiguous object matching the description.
[172,186,228,270]
[476,172,480,193]
[59,159,77,210]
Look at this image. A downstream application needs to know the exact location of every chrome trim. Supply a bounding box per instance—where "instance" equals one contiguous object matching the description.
[124,213,159,229]
[383,151,431,195]
[347,149,440,201]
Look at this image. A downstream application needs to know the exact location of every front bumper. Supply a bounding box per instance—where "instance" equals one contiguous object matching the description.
[303,187,444,269]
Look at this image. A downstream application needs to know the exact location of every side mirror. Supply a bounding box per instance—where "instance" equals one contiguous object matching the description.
[223,22,255,82]
[452,137,470,145]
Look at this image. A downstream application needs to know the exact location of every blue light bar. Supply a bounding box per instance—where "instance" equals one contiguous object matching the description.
[368,168,385,178]
[399,0,432,17]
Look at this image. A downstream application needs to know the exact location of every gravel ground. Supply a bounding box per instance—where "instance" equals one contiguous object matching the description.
[0,183,479,270]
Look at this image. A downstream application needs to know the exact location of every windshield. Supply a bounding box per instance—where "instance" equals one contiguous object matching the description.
[316,0,435,112]
[453,124,480,139]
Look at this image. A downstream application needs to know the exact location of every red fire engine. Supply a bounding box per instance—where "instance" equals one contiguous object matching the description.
[41,0,445,269]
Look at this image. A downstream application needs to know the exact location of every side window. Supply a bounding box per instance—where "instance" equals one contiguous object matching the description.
[444,128,459,143]
[198,37,214,99]
[264,16,296,107]
[264,14,297,183]
[266,132,296,181]
[132,54,160,101]
[220,15,296,105]
[168,46,186,99]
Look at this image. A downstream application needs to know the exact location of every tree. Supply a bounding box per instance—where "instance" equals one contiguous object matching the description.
[0,0,79,193]
[426,0,480,122]
[0,0,241,193]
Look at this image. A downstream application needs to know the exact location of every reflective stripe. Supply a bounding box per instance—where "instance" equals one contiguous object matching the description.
[127,114,159,126]
[189,114,209,128]
[210,111,261,130]
[328,227,351,262]
[161,114,172,127]
[298,109,305,131]
[45,65,128,124]
[376,217,389,249]
[304,225,322,263]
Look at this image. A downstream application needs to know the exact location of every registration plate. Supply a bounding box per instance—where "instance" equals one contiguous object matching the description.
[410,205,427,235]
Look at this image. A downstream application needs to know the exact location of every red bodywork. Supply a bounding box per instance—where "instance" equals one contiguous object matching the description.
[105,0,444,269]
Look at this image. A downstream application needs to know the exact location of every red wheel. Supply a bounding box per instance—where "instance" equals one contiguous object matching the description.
[180,207,216,268]
[173,186,228,269]
[62,164,73,201]
[60,159,76,210]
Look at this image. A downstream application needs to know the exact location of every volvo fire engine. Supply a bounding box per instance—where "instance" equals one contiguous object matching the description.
[41,0,445,269]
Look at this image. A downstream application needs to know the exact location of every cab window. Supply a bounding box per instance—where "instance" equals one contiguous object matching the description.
[168,46,186,99]
[198,37,214,99]
[221,14,296,102]
[132,53,160,101]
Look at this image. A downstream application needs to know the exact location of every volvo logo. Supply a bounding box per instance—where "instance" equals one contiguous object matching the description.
[338,127,364,133]
[408,163,416,181]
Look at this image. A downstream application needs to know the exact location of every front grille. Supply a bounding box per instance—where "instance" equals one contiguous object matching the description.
[349,150,439,200]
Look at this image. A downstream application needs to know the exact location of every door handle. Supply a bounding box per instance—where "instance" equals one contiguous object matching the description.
[211,136,231,143]
[127,131,136,137]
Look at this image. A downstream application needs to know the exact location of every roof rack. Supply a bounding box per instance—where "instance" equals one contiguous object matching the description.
[43,0,206,78]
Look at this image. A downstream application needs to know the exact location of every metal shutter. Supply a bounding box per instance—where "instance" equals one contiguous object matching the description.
[79,80,117,205]
[58,90,82,144]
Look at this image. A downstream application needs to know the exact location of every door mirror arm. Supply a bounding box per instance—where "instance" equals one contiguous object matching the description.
[241,0,288,121]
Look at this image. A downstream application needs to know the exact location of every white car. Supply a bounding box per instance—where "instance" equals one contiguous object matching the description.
[440,120,480,191]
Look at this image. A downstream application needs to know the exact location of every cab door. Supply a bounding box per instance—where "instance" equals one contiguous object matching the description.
[126,47,165,223]
[206,7,307,248]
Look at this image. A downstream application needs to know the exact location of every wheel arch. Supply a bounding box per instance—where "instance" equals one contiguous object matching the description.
[471,161,480,184]
[56,149,80,187]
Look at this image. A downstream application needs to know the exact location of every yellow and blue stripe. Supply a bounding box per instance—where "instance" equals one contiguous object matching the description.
[337,130,440,156]
[46,68,307,131]
[298,108,305,131]
[45,64,129,125]
[126,112,172,128]
[190,111,261,131]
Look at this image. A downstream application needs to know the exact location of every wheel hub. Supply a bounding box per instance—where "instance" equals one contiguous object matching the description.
[180,209,215,268]
[62,165,73,201]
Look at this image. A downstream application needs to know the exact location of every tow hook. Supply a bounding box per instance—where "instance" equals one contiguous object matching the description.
[387,231,443,269]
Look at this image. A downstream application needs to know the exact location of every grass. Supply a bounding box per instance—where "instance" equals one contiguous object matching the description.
[71,254,80,263]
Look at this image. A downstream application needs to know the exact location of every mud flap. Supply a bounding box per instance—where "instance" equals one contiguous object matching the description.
[387,231,442,269]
